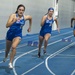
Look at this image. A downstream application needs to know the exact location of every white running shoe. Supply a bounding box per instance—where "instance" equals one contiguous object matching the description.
[9,63,13,68]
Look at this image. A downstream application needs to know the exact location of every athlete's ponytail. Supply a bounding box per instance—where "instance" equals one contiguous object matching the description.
[45,13,48,15]
[15,11,18,13]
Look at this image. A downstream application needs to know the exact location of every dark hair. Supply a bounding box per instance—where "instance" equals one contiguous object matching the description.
[48,7,54,12]
[45,7,54,15]
[15,4,25,13]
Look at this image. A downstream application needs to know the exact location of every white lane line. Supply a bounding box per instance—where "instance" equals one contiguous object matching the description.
[45,42,75,75]
[0,31,71,64]
[0,61,3,64]
[71,69,75,75]
[0,50,5,53]
[13,35,73,75]
[51,31,72,38]
[21,61,44,75]
[0,31,73,71]
[0,32,73,64]
[55,54,75,57]
[20,35,73,75]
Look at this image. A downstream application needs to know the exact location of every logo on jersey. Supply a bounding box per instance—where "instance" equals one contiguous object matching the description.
[46,20,53,26]
[49,21,53,26]
[46,20,50,23]
[16,20,20,23]
[16,20,25,25]
[20,20,25,25]
[20,21,25,29]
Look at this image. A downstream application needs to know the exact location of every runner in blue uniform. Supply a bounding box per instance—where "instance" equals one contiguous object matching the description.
[3,4,32,68]
[38,7,60,57]
[71,17,75,36]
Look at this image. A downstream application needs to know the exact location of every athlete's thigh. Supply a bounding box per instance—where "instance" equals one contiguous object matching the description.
[12,37,21,48]
[44,33,51,40]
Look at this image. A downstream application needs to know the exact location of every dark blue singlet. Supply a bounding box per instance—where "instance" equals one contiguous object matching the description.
[6,14,25,41]
[40,16,54,37]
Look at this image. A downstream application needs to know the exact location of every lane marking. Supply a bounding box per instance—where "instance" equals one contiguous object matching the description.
[71,70,75,75]
[45,42,75,75]
[13,35,73,75]
[21,62,44,75]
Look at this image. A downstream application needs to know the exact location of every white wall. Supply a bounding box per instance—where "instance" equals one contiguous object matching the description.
[73,0,75,17]
[0,0,13,40]
[0,0,54,40]
[0,0,75,40]
[58,0,75,28]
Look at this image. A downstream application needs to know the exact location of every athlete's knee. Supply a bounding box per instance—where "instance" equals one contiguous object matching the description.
[12,45,17,50]
[39,36,43,39]
[44,36,50,42]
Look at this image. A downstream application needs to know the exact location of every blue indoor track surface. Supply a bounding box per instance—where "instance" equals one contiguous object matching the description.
[0,28,75,75]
